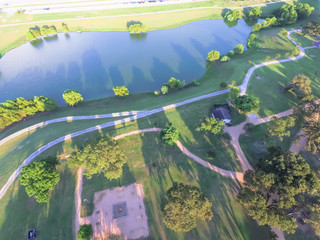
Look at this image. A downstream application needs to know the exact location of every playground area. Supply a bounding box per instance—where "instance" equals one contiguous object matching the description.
[82,183,149,239]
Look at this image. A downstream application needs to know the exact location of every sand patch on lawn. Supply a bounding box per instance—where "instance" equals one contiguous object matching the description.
[82,183,149,240]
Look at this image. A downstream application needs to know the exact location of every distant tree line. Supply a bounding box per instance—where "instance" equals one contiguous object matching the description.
[26,23,69,41]
[0,96,57,130]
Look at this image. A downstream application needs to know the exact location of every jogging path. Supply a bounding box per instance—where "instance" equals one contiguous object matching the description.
[0,29,315,201]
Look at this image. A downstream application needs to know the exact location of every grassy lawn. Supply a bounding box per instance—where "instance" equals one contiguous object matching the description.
[0,162,77,239]
[239,119,301,167]
[81,132,272,240]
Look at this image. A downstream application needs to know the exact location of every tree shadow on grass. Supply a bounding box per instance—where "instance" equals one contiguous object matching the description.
[0,163,76,239]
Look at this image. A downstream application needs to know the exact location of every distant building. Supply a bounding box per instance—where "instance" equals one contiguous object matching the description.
[211,105,232,124]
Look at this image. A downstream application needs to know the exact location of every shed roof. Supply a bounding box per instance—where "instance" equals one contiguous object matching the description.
[212,107,231,120]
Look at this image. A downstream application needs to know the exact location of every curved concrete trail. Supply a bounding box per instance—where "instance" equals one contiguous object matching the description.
[74,128,244,237]
[0,110,144,147]
[239,29,306,95]
[0,28,315,201]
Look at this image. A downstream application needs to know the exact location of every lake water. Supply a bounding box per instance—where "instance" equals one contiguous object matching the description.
[0,19,255,105]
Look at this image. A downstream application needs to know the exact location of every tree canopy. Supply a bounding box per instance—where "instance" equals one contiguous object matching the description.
[206,50,220,62]
[199,117,225,135]
[234,44,244,54]
[248,7,262,19]
[303,22,320,36]
[238,147,320,234]
[62,89,83,106]
[163,183,213,232]
[267,116,296,141]
[113,86,129,97]
[233,95,260,113]
[0,96,57,130]
[285,74,312,99]
[295,3,314,19]
[68,137,127,180]
[277,4,298,26]
[224,10,241,22]
[160,124,180,146]
[128,23,147,34]
[77,224,93,240]
[303,121,320,155]
[20,158,60,203]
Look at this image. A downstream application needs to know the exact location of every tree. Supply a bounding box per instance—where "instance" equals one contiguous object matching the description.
[267,116,295,141]
[248,7,262,19]
[275,53,281,59]
[61,23,69,32]
[161,85,169,95]
[220,55,230,62]
[277,4,298,26]
[285,74,312,98]
[265,56,271,61]
[199,117,225,135]
[291,47,301,56]
[238,147,320,234]
[233,95,259,113]
[252,23,262,32]
[20,158,60,203]
[303,121,320,155]
[160,124,179,146]
[40,25,49,36]
[68,137,127,180]
[227,50,234,57]
[26,31,35,40]
[234,44,244,55]
[228,87,240,101]
[112,86,129,97]
[167,77,185,89]
[163,183,213,232]
[62,89,83,106]
[262,17,277,28]
[128,23,147,34]
[206,50,220,62]
[302,22,320,36]
[295,3,314,19]
[224,9,241,22]
[77,224,93,240]
[30,28,41,38]
[247,33,257,48]
[34,96,58,111]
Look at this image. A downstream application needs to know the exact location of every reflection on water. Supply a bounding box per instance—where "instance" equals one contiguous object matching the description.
[0,19,254,105]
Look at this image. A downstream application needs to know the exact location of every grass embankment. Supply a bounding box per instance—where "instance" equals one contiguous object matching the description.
[0,0,292,56]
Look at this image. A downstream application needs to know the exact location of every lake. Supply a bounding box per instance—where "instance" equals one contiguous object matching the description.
[0,19,255,105]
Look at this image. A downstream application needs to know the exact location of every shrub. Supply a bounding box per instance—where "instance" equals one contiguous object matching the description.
[113,86,129,97]
[220,55,230,62]
[227,50,234,57]
[234,44,244,55]
[62,89,83,106]
[252,23,262,32]
[291,47,301,56]
[275,53,281,59]
[167,77,185,89]
[220,82,228,88]
[206,151,216,159]
[26,31,35,40]
[61,23,69,32]
[161,85,169,95]
[160,124,179,145]
[193,80,200,86]
[77,224,93,240]
[206,50,220,62]
[280,28,289,37]
[262,17,277,28]
[247,33,257,48]
[154,90,160,96]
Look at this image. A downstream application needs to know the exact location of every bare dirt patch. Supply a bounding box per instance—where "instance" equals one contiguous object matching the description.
[82,183,149,240]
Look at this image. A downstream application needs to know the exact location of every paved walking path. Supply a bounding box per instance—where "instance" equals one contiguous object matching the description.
[74,128,243,237]
[0,110,144,147]
[0,28,315,201]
